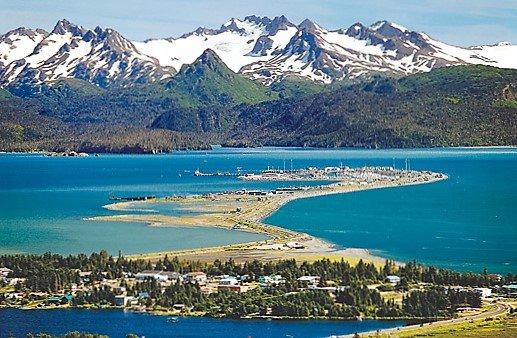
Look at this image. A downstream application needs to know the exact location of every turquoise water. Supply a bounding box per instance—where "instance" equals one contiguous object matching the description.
[0,308,404,338]
[1,148,515,273]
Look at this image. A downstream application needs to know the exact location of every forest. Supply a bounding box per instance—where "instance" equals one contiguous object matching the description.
[0,65,516,152]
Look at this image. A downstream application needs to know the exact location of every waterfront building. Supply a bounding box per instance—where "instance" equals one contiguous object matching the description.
[114,295,134,307]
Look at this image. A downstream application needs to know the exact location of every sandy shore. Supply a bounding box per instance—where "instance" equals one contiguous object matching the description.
[88,170,447,265]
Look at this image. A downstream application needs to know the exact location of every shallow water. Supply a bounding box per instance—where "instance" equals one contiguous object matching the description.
[1,148,515,273]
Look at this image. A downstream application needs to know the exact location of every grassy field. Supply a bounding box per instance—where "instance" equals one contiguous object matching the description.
[376,314,516,337]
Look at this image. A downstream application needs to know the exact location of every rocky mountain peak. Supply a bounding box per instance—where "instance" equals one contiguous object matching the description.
[266,15,295,35]
[298,19,321,33]
[370,20,408,37]
[51,19,85,36]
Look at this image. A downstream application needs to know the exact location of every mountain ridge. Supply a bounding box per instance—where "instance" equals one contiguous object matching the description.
[1,16,515,88]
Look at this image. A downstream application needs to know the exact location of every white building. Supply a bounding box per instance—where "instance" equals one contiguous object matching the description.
[0,267,13,278]
[185,272,207,285]
[259,275,286,286]
[474,287,492,298]
[135,270,181,282]
[386,275,401,285]
[135,270,168,282]
[297,276,321,285]
[219,277,239,286]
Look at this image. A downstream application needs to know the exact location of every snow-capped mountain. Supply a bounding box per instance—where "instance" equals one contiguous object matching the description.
[0,16,515,88]
[0,19,174,87]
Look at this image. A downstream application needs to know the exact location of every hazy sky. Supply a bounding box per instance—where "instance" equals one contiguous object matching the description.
[0,0,515,46]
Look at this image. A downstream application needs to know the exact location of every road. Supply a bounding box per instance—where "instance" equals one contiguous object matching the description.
[337,301,510,338]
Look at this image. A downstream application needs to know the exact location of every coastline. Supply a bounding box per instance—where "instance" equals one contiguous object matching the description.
[88,170,450,266]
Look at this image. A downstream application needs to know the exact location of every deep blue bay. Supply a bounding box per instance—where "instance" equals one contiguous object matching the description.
[0,308,404,338]
[1,147,516,273]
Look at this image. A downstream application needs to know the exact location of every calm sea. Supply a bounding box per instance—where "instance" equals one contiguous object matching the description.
[0,148,515,273]
[0,308,404,338]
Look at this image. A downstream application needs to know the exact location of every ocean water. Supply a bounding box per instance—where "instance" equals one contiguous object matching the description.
[0,148,515,273]
[0,308,404,338]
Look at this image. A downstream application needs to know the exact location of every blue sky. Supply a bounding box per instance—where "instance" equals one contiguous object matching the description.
[0,0,515,46]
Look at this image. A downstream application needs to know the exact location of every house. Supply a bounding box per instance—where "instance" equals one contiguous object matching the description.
[297,276,320,285]
[135,270,168,282]
[8,277,25,286]
[502,284,517,297]
[386,275,401,285]
[114,295,134,307]
[285,242,305,249]
[173,303,186,311]
[47,294,73,305]
[474,287,492,298]
[158,271,183,283]
[185,272,207,285]
[259,275,285,286]
[218,277,239,286]
[0,267,13,278]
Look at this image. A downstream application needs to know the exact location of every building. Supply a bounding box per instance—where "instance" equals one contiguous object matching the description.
[173,303,186,311]
[47,294,73,305]
[135,270,181,282]
[259,275,286,286]
[386,275,401,285]
[185,272,207,285]
[0,267,13,278]
[285,242,305,249]
[135,270,168,282]
[502,284,517,297]
[114,295,134,307]
[218,277,239,286]
[474,287,492,298]
[159,271,183,283]
[297,276,321,285]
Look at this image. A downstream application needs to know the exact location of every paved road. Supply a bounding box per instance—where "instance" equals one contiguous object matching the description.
[337,302,510,337]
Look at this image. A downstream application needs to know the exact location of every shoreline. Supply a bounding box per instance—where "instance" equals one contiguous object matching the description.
[88,170,450,265]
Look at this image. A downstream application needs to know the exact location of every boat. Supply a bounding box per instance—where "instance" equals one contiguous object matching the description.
[167,316,179,323]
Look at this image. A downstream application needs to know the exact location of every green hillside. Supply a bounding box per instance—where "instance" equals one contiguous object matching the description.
[1,65,516,152]
[226,65,517,148]
[162,49,277,108]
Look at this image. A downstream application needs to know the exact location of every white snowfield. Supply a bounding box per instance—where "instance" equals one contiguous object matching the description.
[0,16,515,87]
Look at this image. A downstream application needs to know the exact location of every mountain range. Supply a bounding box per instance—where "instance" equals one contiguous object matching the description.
[1,16,516,88]
[0,16,515,153]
